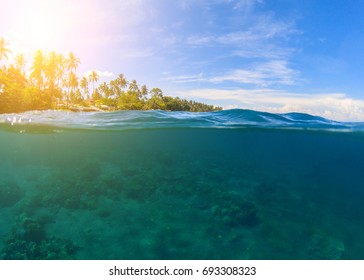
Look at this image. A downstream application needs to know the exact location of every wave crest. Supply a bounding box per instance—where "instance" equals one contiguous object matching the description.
[1,109,364,132]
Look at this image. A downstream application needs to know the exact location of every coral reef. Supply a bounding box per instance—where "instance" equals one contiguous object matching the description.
[0,180,23,207]
[308,234,345,260]
[2,216,79,260]
[2,237,79,260]
[210,191,259,227]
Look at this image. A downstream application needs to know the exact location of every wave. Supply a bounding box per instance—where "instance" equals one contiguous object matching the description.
[1,109,364,132]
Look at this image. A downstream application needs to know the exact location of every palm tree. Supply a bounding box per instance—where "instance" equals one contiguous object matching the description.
[0,37,12,67]
[112,73,128,97]
[116,73,127,88]
[141,84,148,100]
[67,71,78,106]
[15,54,26,73]
[98,82,111,98]
[80,76,89,99]
[148,88,165,110]
[66,52,80,72]
[128,79,141,98]
[44,51,62,107]
[88,70,99,100]
[109,79,118,97]
[45,51,58,88]
[30,50,45,89]
[55,53,66,91]
[150,87,163,98]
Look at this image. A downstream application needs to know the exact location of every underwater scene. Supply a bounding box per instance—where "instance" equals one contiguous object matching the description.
[0,109,364,260]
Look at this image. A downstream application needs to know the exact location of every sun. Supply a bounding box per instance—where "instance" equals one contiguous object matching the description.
[23,6,65,51]
[4,0,103,67]
[25,14,59,49]
[11,0,70,52]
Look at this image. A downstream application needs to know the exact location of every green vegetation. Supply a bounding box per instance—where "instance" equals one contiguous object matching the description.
[0,37,222,113]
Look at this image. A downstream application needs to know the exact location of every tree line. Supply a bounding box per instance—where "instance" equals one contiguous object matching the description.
[0,37,222,114]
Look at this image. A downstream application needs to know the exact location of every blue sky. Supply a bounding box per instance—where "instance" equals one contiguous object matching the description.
[2,0,364,120]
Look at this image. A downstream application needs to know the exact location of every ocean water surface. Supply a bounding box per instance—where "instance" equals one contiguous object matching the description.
[0,109,364,259]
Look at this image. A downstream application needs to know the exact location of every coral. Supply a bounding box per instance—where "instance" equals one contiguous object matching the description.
[30,163,127,210]
[17,217,46,242]
[308,234,345,260]
[210,191,259,227]
[0,180,23,207]
[1,215,80,260]
[2,237,80,260]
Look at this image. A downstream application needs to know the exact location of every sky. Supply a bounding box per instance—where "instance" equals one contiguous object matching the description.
[1,0,364,121]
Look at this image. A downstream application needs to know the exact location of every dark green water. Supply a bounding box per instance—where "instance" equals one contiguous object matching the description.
[1,110,364,259]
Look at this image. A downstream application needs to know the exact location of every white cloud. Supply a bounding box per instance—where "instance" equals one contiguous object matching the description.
[106,0,156,29]
[163,60,299,86]
[186,35,214,46]
[210,60,299,86]
[185,9,298,60]
[230,0,263,10]
[203,0,263,11]
[232,44,293,59]
[187,31,262,46]
[84,70,114,78]
[97,71,114,78]
[163,73,205,83]
[179,88,364,121]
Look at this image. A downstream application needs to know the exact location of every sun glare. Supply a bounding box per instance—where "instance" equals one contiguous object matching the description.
[25,13,59,49]
[12,0,71,52]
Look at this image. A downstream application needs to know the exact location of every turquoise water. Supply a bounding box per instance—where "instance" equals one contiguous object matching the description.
[0,109,364,259]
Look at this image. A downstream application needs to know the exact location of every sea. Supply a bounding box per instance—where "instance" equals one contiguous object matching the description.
[0,109,364,260]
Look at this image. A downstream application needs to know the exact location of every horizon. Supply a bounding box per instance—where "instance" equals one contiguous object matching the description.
[1,0,364,121]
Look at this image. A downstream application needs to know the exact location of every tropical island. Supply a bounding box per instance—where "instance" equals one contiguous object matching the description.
[0,37,222,114]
